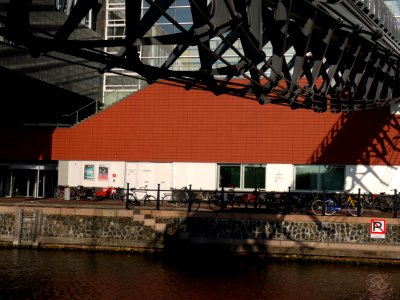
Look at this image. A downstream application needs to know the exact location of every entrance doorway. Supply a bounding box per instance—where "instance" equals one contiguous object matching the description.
[0,164,58,198]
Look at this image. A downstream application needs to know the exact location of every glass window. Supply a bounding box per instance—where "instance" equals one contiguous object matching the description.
[244,165,265,189]
[295,165,344,192]
[295,166,319,190]
[218,165,240,188]
[321,166,345,191]
[218,164,266,189]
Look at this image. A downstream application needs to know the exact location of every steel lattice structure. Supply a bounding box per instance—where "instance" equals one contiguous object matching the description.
[2,0,400,112]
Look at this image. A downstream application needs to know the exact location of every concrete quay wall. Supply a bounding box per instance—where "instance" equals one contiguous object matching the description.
[0,204,400,263]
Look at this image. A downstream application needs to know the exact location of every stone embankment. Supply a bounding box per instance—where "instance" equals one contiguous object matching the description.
[0,201,399,264]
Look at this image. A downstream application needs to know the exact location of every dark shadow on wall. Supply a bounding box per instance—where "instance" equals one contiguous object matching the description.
[161,211,337,261]
[307,107,400,192]
[0,127,55,160]
[0,66,97,126]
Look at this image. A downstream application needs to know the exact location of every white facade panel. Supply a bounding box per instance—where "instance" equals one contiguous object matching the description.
[266,164,294,192]
[59,161,126,188]
[58,161,400,196]
[57,161,69,186]
[172,163,217,190]
[345,165,400,194]
[154,163,173,192]
[125,162,173,197]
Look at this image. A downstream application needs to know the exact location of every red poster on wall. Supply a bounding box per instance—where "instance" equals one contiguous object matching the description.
[98,166,109,180]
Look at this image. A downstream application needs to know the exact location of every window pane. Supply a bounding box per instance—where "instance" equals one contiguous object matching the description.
[244,166,265,189]
[321,166,344,191]
[219,165,240,188]
[295,166,319,190]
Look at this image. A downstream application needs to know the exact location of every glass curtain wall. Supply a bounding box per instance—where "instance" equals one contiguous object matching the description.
[294,165,345,192]
[101,1,296,107]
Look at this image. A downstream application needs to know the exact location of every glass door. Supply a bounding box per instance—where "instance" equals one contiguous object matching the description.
[3,165,58,198]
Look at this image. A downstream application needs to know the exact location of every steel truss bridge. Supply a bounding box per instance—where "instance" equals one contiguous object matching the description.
[2,0,400,113]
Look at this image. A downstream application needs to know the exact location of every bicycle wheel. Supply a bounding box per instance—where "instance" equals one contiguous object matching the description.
[208,194,221,211]
[347,199,363,216]
[311,200,321,215]
[126,195,139,209]
[169,194,184,209]
[112,191,123,201]
[161,194,171,206]
[143,195,157,206]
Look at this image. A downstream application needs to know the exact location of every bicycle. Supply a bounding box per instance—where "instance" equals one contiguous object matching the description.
[287,192,307,215]
[258,191,304,214]
[192,189,210,203]
[338,191,363,216]
[124,189,141,209]
[54,185,65,199]
[207,189,222,211]
[162,187,188,207]
[362,192,393,215]
[112,187,126,201]
[162,187,201,211]
[310,192,342,216]
[130,185,157,206]
[191,189,210,210]
[207,186,242,211]
[241,189,262,209]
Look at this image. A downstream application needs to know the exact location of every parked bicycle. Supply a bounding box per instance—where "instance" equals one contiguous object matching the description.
[241,189,261,209]
[310,191,358,216]
[112,187,126,201]
[362,192,393,214]
[54,185,65,199]
[129,185,157,206]
[70,185,96,200]
[337,191,363,216]
[258,191,304,214]
[207,189,222,211]
[161,187,201,211]
[311,197,340,216]
[207,186,242,211]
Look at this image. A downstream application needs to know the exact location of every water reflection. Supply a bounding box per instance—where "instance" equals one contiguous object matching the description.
[0,248,399,300]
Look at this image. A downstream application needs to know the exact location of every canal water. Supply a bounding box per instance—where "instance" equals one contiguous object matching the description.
[0,248,399,300]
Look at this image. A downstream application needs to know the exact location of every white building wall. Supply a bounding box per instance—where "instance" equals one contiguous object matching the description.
[172,163,217,190]
[125,162,173,197]
[58,161,126,188]
[345,165,400,194]
[59,161,400,196]
[266,164,294,192]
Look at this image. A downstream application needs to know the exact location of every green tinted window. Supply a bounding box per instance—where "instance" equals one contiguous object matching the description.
[219,165,240,188]
[295,165,344,192]
[244,166,265,189]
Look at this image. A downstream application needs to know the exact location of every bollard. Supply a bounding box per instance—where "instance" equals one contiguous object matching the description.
[156,184,160,210]
[188,184,192,212]
[322,188,326,216]
[64,187,71,201]
[125,183,129,209]
[254,187,258,209]
[394,189,398,218]
[221,187,225,209]
[357,188,361,217]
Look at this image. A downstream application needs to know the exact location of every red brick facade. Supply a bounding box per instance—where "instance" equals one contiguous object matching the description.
[1,84,400,165]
